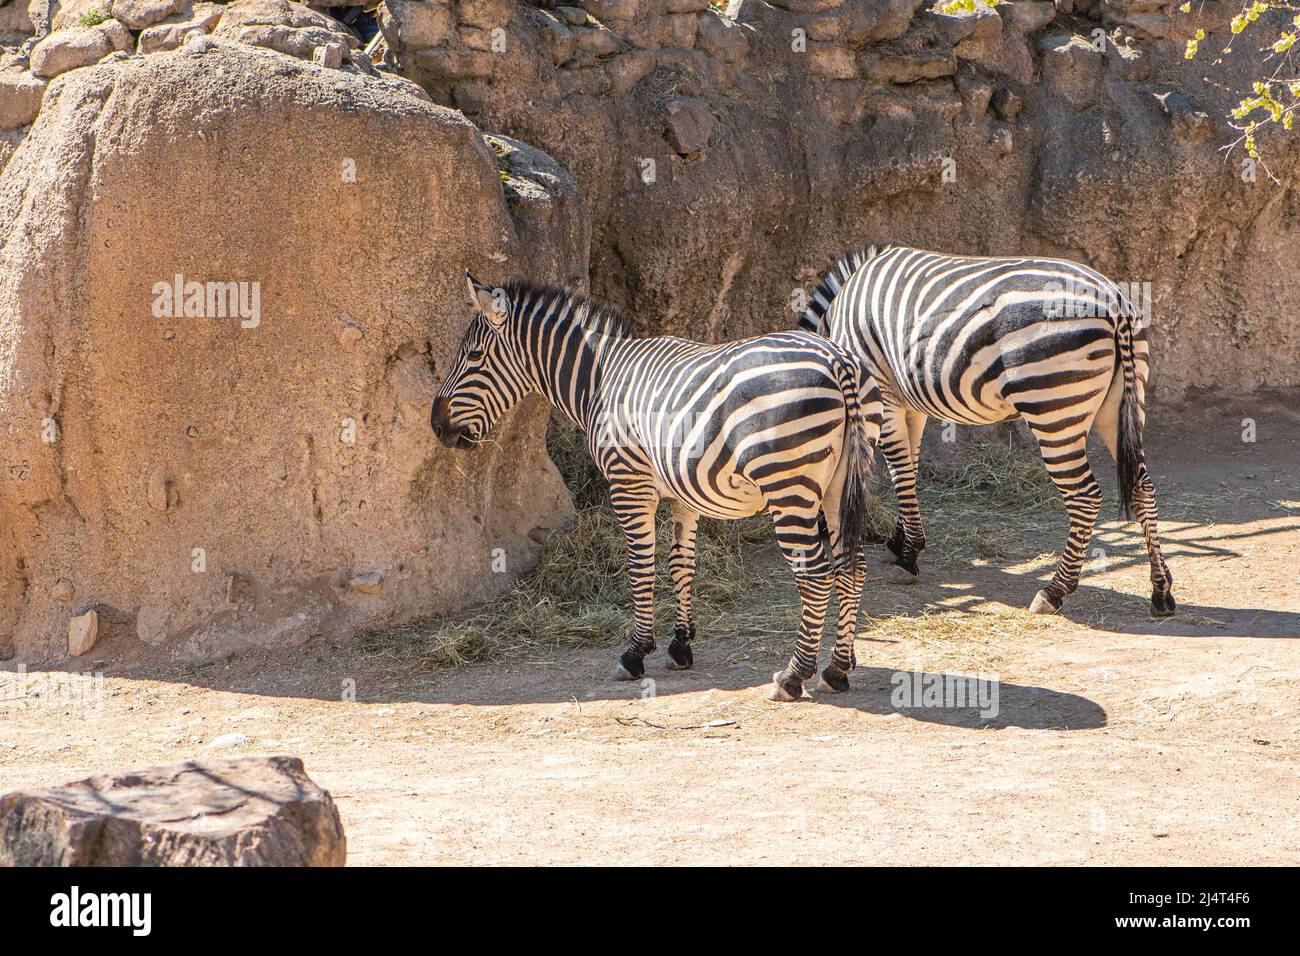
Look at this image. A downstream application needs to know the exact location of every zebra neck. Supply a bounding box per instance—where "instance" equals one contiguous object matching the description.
[516,317,617,433]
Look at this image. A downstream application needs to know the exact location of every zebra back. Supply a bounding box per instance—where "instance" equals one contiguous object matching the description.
[797,244,891,333]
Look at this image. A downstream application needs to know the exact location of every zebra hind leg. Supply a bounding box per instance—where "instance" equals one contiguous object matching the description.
[610,487,660,681]
[815,488,865,694]
[1135,465,1176,616]
[766,506,833,702]
[665,502,701,669]
[1026,433,1102,615]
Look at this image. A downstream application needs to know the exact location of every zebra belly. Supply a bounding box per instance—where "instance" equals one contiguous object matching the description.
[650,466,768,520]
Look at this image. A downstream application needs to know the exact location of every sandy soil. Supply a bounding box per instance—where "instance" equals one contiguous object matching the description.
[1,396,1297,865]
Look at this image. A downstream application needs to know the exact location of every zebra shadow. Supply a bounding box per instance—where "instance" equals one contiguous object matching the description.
[887,511,1300,639]
[814,665,1107,731]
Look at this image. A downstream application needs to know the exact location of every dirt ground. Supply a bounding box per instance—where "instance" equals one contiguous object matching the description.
[1,395,1297,865]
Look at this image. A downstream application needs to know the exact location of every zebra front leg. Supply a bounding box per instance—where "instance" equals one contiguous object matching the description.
[766,508,833,702]
[610,486,660,681]
[665,501,701,670]
[1028,435,1102,615]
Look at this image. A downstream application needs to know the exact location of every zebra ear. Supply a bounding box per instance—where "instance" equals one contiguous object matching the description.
[465,270,508,331]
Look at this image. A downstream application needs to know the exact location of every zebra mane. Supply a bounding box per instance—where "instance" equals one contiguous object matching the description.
[798,243,894,333]
[503,279,634,338]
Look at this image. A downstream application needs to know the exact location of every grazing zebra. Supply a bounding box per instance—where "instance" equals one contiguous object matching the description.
[798,244,1174,617]
[432,273,885,700]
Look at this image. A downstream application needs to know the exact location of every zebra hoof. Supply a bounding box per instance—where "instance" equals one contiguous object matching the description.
[1150,588,1177,617]
[885,565,918,585]
[665,639,694,670]
[1028,589,1062,615]
[816,666,851,695]
[765,670,803,702]
[612,649,645,681]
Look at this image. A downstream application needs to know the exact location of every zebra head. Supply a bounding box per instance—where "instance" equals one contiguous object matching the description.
[431,271,531,449]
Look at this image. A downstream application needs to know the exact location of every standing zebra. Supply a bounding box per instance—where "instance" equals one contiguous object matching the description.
[798,244,1174,617]
[433,273,885,700]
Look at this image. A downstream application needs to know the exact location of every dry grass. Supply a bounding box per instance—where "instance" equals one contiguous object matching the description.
[361,423,1062,669]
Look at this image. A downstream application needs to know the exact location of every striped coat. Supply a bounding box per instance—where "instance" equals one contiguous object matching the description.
[434,274,885,699]
[800,244,1174,617]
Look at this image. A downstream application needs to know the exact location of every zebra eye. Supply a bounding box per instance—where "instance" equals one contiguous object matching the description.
[466,349,485,362]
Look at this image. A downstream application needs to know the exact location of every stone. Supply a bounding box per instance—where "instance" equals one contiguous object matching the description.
[110,0,182,29]
[51,579,75,603]
[1154,90,1212,145]
[313,40,343,67]
[0,67,46,129]
[147,467,177,513]
[210,732,249,747]
[457,0,511,30]
[539,12,576,64]
[377,0,454,51]
[577,0,639,26]
[926,5,1002,47]
[1039,32,1101,110]
[213,0,359,60]
[67,608,97,656]
[137,2,224,54]
[859,50,956,84]
[696,11,747,63]
[29,22,132,79]
[991,86,1022,120]
[1000,0,1055,35]
[0,42,579,663]
[348,570,382,594]
[954,32,1033,84]
[663,0,708,10]
[0,0,35,38]
[664,96,713,155]
[50,0,109,32]
[576,22,620,58]
[642,11,696,49]
[605,48,654,94]
[804,40,856,80]
[555,4,587,25]
[0,756,346,865]
[955,69,993,118]
[842,0,926,43]
[336,320,363,347]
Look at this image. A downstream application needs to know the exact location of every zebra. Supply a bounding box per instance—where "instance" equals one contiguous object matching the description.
[432,273,886,701]
[798,244,1175,618]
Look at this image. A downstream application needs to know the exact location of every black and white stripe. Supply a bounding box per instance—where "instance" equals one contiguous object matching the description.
[434,274,886,699]
[799,244,1174,617]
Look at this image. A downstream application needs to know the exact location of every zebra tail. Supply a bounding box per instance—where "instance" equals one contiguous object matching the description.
[834,360,879,571]
[1115,313,1144,522]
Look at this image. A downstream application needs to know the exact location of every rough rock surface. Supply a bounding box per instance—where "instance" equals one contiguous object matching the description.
[374,0,1300,398]
[0,64,45,128]
[0,756,346,865]
[137,1,224,54]
[213,0,359,60]
[0,40,583,663]
[28,19,132,78]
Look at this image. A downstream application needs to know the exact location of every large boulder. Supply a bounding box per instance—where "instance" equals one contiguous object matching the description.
[28,19,133,78]
[0,39,585,663]
[212,0,359,60]
[0,756,346,865]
